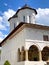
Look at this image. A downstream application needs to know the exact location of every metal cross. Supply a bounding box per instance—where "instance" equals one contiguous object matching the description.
[24,0,27,4]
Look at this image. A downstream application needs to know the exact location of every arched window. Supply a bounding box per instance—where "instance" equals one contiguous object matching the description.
[42,46,49,61]
[23,16,25,22]
[28,45,39,61]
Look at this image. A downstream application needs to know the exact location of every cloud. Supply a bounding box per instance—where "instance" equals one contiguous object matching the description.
[36,8,49,26]
[0,31,8,42]
[0,38,3,42]
[0,32,8,42]
[2,9,16,27]
[0,11,3,15]
[18,7,21,9]
[0,17,2,22]
[3,9,16,19]
[0,9,16,30]
[0,9,16,42]
[0,24,7,30]
[0,32,6,42]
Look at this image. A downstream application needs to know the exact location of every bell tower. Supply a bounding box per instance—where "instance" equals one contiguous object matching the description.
[8,4,37,32]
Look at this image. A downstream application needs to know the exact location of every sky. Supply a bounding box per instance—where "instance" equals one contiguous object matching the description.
[0,0,49,42]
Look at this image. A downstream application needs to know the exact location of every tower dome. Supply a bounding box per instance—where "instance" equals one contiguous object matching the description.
[8,4,37,32]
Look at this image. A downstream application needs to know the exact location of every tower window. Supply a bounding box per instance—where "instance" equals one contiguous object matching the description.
[43,35,49,41]
[14,23,16,29]
[23,16,25,22]
[29,16,31,23]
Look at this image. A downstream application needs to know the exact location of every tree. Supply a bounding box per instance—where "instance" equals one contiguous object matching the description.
[4,60,11,65]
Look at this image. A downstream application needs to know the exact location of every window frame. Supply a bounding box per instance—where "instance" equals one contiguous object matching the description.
[43,35,49,41]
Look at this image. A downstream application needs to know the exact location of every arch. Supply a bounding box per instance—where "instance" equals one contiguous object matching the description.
[28,45,39,61]
[42,45,49,51]
[27,42,41,51]
[42,46,49,61]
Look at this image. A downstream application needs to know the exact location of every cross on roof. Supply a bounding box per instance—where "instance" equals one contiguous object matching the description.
[24,0,28,4]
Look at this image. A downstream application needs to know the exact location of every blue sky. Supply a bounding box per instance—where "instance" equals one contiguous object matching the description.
[0,0,49,41]
[0,0,49,12]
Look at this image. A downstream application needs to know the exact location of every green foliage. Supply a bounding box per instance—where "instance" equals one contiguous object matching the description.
[4,60,11,65]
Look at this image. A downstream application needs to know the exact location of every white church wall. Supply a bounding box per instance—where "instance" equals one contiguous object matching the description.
[25,28,49,41]
[25,40,49,51]
[1,28,26,65]
[25,61,47,65]
[1,26,49,65]
[9,17,18,32]
[18,9,36,23]
[17,62,25,65]
[25,27,49,51]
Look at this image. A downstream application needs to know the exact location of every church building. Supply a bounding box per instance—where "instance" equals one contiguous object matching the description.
[0,4,49,65]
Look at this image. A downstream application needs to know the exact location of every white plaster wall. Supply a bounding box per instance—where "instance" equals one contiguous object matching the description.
[1,27,49,65]
[9,18,18,32]
[1,28,26,65]
[25,28,49,51]
[25,40,49,51]
[25,28,49,41]
[25,61,47,65]
[17,62,25,65]
[18,9,36,23]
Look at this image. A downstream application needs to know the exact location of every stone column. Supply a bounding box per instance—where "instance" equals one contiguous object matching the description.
[18,48,20,61]
[31,13,36,24]
[21,46,25,61]
[21,51,23,61]
[25,50,28,61]
[39,51,42,61]
[26,15,29,23]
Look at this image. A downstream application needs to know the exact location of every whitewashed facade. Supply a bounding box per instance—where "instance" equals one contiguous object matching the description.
[0,5,49,65]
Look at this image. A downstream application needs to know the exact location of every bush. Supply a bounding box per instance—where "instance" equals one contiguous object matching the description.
[4,60,11,65]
